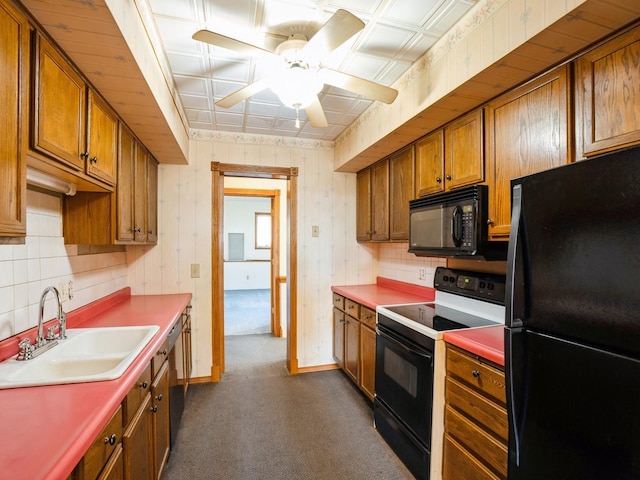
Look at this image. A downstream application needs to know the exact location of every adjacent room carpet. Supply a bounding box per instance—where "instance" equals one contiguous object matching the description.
[224,289,271,335]
[161,333,414,480]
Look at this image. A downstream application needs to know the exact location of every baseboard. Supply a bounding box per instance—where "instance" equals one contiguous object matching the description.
[296,363,341,374]
[189,375,213,384]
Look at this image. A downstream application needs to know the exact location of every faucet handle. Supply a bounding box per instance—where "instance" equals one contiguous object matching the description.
[47,325,59,341]
[58,312,67,339]
[17,338,33,361]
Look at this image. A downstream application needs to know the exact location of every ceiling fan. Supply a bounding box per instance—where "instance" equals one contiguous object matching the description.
[192,9,399,128]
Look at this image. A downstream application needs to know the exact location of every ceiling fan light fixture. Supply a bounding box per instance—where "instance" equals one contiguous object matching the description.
[271,64,323,109]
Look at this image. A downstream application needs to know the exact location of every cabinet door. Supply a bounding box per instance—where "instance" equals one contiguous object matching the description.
[333,308,345,367]
[97,444,124,480]
[359,324,376,401]
[389,146,415,240]
[344,315,360,383]
[370,159,389,241]
[356,168,372,241]
[117,124,136,242]
[33,34,86,170]
[134,142,148,242]
[445,109,484,190]
[151,362,170,480]
[415,130,445,197]
[0,0,28,238]
[576,27,640,157]
[146,156,158,243]
[86,90,118,185]
[485,65,570,238]
[123,393,153,480]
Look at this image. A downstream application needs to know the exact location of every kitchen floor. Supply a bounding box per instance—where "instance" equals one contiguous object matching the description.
[224,289,271,335]
[161,334,414,480]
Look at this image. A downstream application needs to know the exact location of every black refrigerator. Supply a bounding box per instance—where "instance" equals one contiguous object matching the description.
[505,146,640,480]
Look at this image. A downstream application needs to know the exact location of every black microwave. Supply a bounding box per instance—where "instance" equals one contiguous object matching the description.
[408,185,506,259]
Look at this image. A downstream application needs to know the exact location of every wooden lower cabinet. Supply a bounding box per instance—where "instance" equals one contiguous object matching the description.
[443,345,507,480]
[97,445,123,480]
[332,292,376,401]
[151,361,170,479]
[123,393,153,480]
[74,405,123,480]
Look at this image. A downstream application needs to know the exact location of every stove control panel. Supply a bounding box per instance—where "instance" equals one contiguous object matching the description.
[434,267,506,305]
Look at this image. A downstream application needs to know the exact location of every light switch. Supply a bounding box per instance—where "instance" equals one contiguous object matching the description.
[190,263,200,278]
[312,225,319,237]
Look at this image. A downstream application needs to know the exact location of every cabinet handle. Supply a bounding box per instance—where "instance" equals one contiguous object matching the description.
[486,219,494,225]
[157,349,167,356]
[139,380,148,389]
[90,156,98,164]
[446,174,452,181]
[185,328,191,334]
[133,227,142,234]
[435,177,442,183]
[156,394,163,402]
[472,369,480,378]
[148,229,153,235]
[81,152,89,160]
[104,434,117,446]
[150,405,158,413]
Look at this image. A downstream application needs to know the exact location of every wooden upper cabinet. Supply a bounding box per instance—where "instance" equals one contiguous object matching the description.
[415,109,483,197]
[117,124,136,242]
[445,109,484,190]
[0,0,28,238]
[356,168,372,242]
[415,130,444,196]
[146,156,158,244]
[576,27,640,157]
[134,142,148,243]
[389,145,415,240]
[33,33,86,171]
[32,33,116,186]
[86,90,118,185]
[485,65,571,239]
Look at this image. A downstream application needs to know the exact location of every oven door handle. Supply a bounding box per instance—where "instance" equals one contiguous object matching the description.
[376,326,433,361]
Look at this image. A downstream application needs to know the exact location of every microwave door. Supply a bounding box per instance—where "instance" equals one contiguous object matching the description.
[410,206,444,248]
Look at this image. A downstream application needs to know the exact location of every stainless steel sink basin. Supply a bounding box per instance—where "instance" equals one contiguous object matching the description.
[0,325,159,389]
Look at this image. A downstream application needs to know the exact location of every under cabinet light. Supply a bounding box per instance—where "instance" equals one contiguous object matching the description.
[26,167,77,196]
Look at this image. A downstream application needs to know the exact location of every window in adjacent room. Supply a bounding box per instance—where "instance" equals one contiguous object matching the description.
[255,212,271,249]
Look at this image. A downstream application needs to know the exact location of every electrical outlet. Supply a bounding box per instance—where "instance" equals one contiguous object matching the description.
[68,280,74,300]
[418,268,426,280]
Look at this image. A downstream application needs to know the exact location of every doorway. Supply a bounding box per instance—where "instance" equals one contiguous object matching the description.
[211,163,298,382]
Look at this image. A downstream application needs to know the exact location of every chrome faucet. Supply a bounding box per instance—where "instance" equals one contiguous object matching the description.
[17,286,67,360]
[37,286,67,345]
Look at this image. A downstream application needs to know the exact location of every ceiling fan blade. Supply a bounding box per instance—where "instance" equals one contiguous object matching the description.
[193,29,276,58]
[216,77,272,108]
[320,68,398,104]
[304,9,365,59]
[305,97,328,128]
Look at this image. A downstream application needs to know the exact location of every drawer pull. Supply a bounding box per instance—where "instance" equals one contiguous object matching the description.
[472,370,480,378]
[157,349,167,356]
[150,405,158,413]
[139,380,148,389]
[104,434,117,446]
[156,393,163,402]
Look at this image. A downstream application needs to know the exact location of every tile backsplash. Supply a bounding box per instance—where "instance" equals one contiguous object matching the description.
[0,188,128,341]
[378,243,446,287]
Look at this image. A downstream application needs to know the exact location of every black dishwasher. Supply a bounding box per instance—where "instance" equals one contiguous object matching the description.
[167,318,183,449]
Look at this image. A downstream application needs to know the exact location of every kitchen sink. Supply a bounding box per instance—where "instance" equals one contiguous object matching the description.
[0,325,159,389]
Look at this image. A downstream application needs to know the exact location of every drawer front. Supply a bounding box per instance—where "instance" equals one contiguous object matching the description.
[152,338,169,379]
[445,405,507,477]
[443,433,501,480]
[344,299,360,319]
[446,376,508,442]
[79,404,123,480]
[447,347,506,404]
[360,306,376,329]
[124,362,152,426]
[332,293,345,311]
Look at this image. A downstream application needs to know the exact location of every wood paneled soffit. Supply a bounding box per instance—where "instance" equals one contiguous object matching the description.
[335,0,640,173]
[20,0,189,165]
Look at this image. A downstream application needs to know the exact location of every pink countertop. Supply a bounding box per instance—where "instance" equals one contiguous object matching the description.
[0,288,192,480]
[443,324,505,366]
[331,277,435,309]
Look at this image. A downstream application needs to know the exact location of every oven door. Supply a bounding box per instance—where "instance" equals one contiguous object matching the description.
[375,320,434,447]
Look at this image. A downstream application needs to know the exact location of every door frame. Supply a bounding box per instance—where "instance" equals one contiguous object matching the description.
[223,187,281,337]
[211,162,298,381]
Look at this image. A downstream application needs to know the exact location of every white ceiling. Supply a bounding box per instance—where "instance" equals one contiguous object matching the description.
[148,0,477,141]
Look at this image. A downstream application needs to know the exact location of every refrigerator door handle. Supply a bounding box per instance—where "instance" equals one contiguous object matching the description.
[505,327,525,467]
[506,184,525,329]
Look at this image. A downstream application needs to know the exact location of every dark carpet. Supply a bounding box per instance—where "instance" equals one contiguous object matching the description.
[161,334,414,480]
